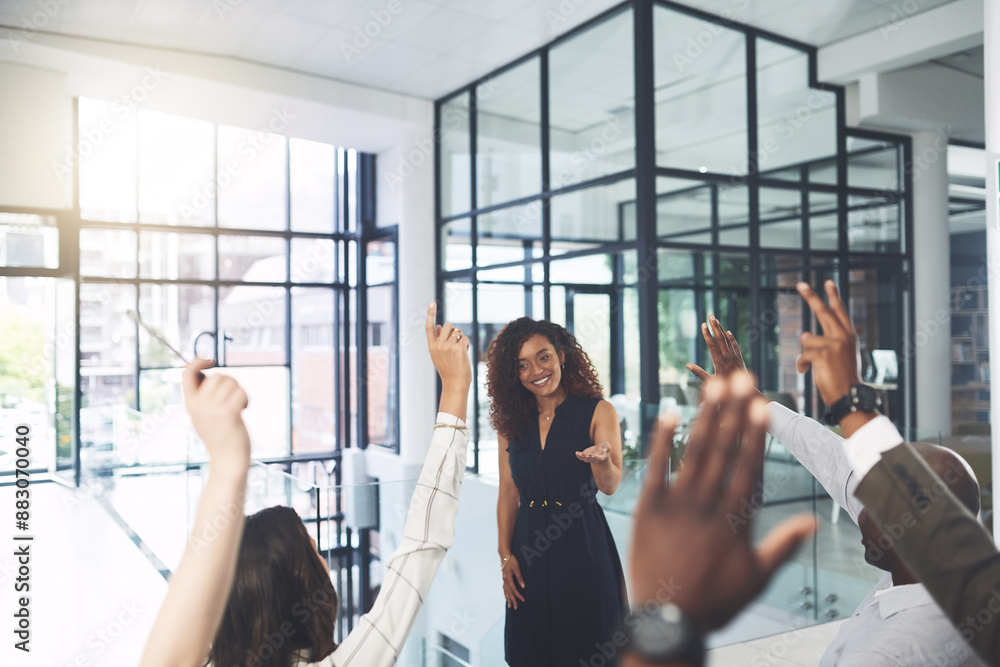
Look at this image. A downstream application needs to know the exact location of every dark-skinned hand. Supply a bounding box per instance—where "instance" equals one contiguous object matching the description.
[628,373,816,631]
[795,281,863,407]
[686,314,754,385]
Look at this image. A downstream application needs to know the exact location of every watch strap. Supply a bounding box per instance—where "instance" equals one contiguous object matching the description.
[824,383,882,425]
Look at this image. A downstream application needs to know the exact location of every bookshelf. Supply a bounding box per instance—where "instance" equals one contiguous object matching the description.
[951,284,990,429]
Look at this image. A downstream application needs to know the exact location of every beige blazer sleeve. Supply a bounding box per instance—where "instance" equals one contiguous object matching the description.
[854,442,1000,666]
[330,414,469,667]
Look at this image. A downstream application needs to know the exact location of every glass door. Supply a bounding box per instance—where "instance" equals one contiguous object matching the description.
[566,288,614,396]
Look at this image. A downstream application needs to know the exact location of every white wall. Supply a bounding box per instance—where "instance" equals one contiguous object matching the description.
[910,131,953,437]
[0,62,72,208]
[985,0,1000,543]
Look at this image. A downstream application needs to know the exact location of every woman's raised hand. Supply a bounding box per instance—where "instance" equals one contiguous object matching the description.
[425,302,472,421]
[425,302,472,391]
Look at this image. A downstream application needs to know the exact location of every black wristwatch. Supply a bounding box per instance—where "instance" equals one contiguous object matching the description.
[622,603,705,665]
[824,383,882,426]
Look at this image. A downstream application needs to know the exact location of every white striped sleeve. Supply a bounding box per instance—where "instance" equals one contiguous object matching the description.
[331,413,469,667]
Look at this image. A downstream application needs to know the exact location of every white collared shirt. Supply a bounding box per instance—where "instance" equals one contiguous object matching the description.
[820,573,983,666]
[768,403,986,667]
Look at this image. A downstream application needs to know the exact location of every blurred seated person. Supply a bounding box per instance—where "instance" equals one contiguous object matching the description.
[688,311,984,666]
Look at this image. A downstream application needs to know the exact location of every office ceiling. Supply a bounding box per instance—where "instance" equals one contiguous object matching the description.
[0,0,969,100]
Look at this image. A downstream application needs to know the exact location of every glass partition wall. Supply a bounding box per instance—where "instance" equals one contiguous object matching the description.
[0,99,396,623]
[437,0,912,469]
[436,0,912,639]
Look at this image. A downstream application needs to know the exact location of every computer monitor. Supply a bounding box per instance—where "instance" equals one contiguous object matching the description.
[870,349,898,384]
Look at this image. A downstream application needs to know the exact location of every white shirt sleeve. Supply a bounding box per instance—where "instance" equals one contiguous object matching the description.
[330,413,469,667]
[766,402,866,523]
[840,415,904,479]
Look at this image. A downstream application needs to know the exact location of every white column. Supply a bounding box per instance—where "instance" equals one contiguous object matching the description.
[371,121,438,474]
[985,0,1000,543]
[369,122,438,667]
[910,130,952,437]
[396,125,439,467]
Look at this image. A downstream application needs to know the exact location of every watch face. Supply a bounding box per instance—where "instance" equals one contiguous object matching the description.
[630,605,701,658]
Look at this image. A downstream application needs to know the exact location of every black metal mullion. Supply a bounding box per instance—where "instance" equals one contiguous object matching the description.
[836,85,850,306]
[565,288,576,332]
[634,0,659,451]
[801,165,811,251]
[611,253,625,395]
[746,31,762,376]
[357,244,368,451]
[434,100,445,327]
[541,49,552,322]
[523,241,534,316]
[341,149,353,452]
[901,135,916,436]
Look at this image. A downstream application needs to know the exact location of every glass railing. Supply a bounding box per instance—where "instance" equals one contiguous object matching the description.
[81,405,894,662]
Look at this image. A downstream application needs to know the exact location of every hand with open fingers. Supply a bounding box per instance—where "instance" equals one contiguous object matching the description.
[502,554,527,610]
[182,358,251,471]
[575,441,611,464]
[795,281,863,406]
[424,302,472,393]
[628,374,816,631]
[686,314,753,389]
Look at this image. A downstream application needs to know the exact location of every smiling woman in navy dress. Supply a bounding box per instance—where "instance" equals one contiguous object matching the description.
[486,317,627,667]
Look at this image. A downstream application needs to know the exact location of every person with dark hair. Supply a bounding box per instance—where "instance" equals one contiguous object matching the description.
[140,302,472,667]
[688,313,986,666]
[486,317,627,666]
[208,506,338,667]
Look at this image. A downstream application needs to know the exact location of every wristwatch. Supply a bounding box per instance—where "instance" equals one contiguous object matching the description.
[824,383,882,426]
[622,603,705,665]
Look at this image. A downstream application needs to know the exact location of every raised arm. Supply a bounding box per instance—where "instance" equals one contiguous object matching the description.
[687,311,865,521]
[622,375,815,666]
[332,302,472,666]
[140,360,251,667]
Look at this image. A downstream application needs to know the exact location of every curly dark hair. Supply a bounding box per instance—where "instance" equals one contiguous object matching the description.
[485,317,603,441]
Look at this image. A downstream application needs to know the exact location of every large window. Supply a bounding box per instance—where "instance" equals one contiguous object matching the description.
[435,0,913,471]
[0,99,394,485]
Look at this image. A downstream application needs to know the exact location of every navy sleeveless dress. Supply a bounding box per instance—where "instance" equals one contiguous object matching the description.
[504,394,628,666]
